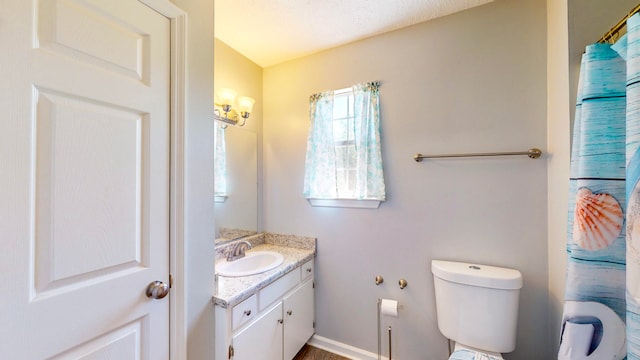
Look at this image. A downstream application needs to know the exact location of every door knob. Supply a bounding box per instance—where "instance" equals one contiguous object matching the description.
[146,280,170,299]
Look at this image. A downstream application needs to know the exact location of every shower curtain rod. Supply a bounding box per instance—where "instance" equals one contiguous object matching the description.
[599,3,640,43]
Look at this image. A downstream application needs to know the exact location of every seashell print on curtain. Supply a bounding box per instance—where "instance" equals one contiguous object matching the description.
[573,188,624,251]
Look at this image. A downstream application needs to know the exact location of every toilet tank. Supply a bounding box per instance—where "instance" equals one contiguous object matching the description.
[431,260,523,353]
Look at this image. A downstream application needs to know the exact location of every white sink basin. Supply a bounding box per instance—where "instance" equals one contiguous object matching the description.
[216,251,284,277]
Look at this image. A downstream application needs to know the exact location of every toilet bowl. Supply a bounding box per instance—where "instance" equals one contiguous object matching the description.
[448,343,503,360]
[558,301,626,359]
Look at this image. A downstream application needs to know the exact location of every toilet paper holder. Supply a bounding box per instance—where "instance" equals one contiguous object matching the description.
[399,279,407,289]
[377,299,398,360]
[375,275,384,285]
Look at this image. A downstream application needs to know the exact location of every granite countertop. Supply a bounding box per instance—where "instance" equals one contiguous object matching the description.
[213,243,315,308]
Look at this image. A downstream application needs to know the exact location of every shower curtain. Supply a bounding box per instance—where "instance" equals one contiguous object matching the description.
[561,13,640,359]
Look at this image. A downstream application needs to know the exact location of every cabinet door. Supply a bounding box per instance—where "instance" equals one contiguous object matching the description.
[233,302,283,360]
[283,280,315,360]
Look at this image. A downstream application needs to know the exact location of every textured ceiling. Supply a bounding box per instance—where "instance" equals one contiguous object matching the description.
[215,0,494,68]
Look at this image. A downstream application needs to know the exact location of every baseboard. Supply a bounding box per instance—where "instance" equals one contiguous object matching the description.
[307,335,389,360]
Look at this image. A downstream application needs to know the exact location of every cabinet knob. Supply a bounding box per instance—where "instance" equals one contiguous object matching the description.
[306,268,312,273]
[243,310,251,316]
[287,310,293,316]
[278,319,283,324]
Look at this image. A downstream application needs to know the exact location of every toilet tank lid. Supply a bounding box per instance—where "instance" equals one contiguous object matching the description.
[431,260,523,290]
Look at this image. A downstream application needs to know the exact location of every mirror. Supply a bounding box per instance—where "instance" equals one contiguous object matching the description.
[215,125,258,243]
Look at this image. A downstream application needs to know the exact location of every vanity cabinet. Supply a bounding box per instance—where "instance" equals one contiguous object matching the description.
[215,259,315,360]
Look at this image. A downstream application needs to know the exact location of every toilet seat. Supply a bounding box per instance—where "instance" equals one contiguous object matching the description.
[448,343,503,360]
[559,301,626,359]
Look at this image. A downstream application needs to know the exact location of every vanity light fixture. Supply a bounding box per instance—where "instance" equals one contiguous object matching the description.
[214,87,255,127]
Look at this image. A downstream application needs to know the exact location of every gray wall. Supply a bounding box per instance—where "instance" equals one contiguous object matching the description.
[262,0,548,358]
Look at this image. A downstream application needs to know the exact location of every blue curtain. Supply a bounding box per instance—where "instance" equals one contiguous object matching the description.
[303,91,337,198]
[214,122,227,197]
[303,82,385,200]
[353,82,385,200]
[560,13,640,360]
[626,14,640,357]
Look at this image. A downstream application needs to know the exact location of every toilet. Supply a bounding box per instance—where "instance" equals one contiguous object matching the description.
[558,301,626,359]
[431,260,523,360]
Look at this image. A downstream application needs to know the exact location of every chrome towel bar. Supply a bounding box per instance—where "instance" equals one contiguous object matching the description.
[413,148,542,162]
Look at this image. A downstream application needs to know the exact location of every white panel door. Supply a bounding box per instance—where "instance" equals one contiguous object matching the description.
[0,0,171,358]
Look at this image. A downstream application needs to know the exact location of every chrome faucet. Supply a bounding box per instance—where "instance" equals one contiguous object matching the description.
[227,240,252,261]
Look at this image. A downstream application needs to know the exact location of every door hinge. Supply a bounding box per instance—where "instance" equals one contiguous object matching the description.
[169,274,174,288]
[228,345,234,359]
[313,281,315,289]
[313,321,316,329]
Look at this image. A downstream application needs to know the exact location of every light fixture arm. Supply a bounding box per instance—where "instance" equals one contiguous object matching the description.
[214,107,240,127]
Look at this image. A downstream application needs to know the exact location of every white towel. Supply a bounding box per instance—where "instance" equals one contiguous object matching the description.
[558,321,595,359]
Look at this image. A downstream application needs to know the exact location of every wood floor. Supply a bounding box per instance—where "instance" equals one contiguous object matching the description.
[292,344,351,360]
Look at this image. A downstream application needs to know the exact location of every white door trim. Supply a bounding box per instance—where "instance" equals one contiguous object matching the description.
[137,1,187,359]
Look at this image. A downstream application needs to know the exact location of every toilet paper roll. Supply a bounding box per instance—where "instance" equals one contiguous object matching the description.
[380,299,398,317]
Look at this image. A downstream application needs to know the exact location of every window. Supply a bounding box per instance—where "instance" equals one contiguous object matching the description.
[333,88,357,198]
[303,81,385,208]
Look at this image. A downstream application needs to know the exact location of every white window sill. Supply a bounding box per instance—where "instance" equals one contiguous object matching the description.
[307,198,382,209]
[214,195,228,203]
